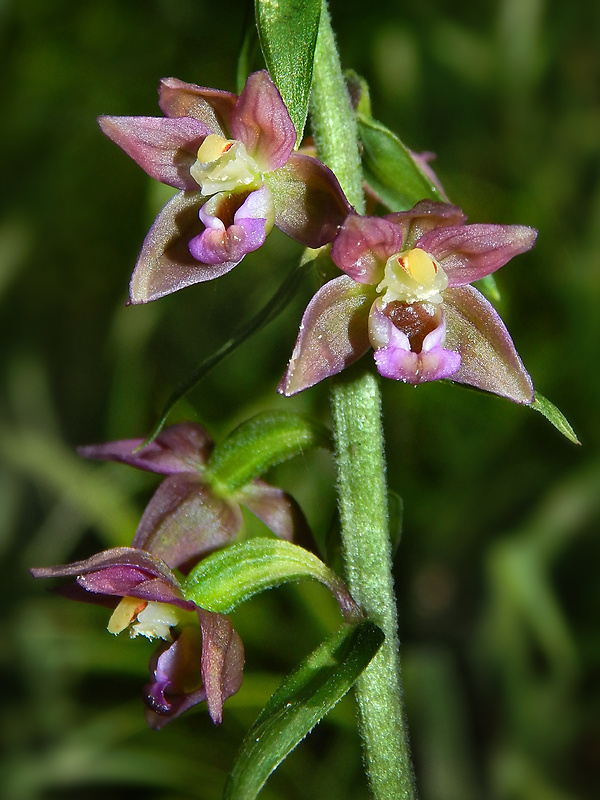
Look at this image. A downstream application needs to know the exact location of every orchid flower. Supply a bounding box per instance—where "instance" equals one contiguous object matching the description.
[31,547,244,728]
[77,421,311,575]
[279,200,537,404]
[99,70,351,303]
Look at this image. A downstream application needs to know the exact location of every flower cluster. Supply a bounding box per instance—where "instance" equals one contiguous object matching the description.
[100,69,537,402]
[32,421,310,728]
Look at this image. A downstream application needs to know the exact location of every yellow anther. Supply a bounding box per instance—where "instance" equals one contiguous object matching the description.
[399,248,437,285]
[108,596,147,635]
[196,134,233,163]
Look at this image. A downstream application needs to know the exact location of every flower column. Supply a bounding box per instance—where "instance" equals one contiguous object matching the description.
[310,3,417,799]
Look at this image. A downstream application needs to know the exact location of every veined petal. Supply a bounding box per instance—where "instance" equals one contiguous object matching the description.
[237,479,311,545]
[267,153,352,247]
[132,475,243,574]
[443,285,534,403]
[331,214,403,285]
[419,223,538,286]
[78,422,213,475]
[98,115,211,190]
[278,276,374,396]
[158,77,237,134]
[129,191,239,304]
[229,71,296,171]
[386,200,467,248]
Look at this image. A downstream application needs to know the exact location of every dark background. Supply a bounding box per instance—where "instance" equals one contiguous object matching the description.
[2,1,599,798]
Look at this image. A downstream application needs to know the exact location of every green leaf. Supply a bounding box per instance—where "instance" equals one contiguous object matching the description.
[531,392,580,444]
[255,0,321,142]
[207,410,330,493]
[223,620,384,800]
[357,112,445,211]
[141,258,314,447]
[474,273,501,303]
[183,538,359,620]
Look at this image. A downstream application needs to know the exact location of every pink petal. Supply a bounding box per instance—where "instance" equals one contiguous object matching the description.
[132,475,243,574]
[229,71,296,171]
[268,153,352,247]
[419,223,538,286]
[331,214,403,284]
[98,115,211,190]
[158,77,237,134]
[278,276,374,396]
[442,286,534,403]
[129,191,239,304]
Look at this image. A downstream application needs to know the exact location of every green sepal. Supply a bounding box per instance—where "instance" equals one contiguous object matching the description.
[255,0,321,143]
[207,410,331,494]
[357,112,445,211]
[182,538,360,621]
[223,619,384,800]
[531,392,580,444]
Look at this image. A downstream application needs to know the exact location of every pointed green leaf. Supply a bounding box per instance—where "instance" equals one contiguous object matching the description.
[255,0,321,142]
[183,538,359,621]
[531,392,580,444]
[223,620,384,800]
[357,112,445,211]
[207,410,331,493]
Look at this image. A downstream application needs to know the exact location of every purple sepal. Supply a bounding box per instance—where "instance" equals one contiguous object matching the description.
[158,77,237,133]
[370,308,461,384]
[132,475,243,574]
[443,286,534,403]
[419,224,538,287]
[30,546,194,610]
[267,153,353,247]
[331,214,403,284]
[196,608,245,725]
[278,276,374,396]
[237,479,312,544]
[386,200,467,248]
[129,191,239,304]
[229,71,296,171]
[78,422,213,475]
[98,115,211,190]
[189,187,272,265]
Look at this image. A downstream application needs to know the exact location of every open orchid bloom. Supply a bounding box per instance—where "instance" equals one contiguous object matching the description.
[99,70,351,303]
[31,547,244,727]
[279,200,537,404]
[77,422,310,575]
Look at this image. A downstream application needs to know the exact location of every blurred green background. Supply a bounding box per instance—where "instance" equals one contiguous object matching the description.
[2,0,599,798]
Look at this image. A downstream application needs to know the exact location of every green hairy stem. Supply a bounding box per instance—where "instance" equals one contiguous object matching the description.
[310,3,417,799]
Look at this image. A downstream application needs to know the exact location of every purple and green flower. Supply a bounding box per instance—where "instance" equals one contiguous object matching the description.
[279,200,537,404]
[100,70,351,303]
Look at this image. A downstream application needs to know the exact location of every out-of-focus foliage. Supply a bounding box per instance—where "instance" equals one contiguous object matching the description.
[1,0,599,798]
